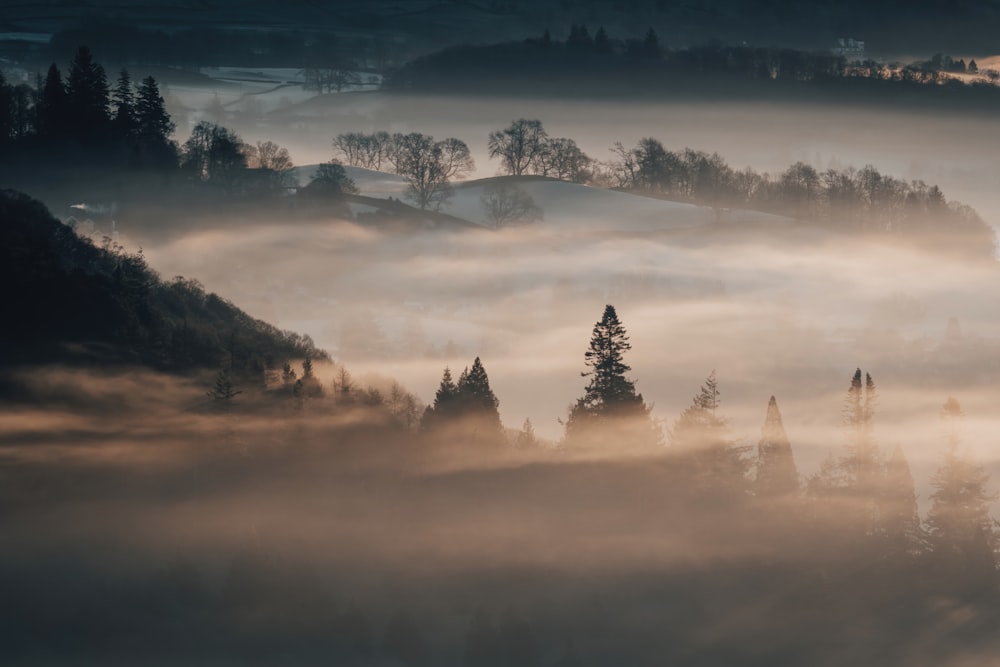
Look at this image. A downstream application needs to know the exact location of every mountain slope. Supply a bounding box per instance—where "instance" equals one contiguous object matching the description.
[0,189,326,371]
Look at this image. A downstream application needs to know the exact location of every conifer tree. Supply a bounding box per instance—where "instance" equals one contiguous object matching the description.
[421,366,460,430]
[880,444,923,557]
[515,418,538,449]
[65,46,110,137]
[134,75,177,167]
[926,397,998,580]
[207,367,241,401]
[111,68,136,140]
[457,356,504,442]
[754,396,799,497]
[670,370,749,492]
[565,304,658,447]
[35,63,68,139]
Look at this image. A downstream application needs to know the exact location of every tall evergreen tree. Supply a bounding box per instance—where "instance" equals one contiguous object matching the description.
[670,370,749,493]
[35,63,68,139]
[0,72,11,143]
[926,397,998,581]
[134,75,177,167]
[111,68,137,140]
[754,396,799,497]
[65,46,110,138]
[564,305,658,447]
[880,444,923,557]
[457,356,504,442]
[421,366,460,430]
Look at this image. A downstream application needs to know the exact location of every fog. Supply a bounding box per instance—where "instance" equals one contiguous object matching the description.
[160,86,1000,223]
[6,75,1000,664]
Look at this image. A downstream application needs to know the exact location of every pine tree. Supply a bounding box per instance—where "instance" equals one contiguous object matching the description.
[35,63,68,139]
[111,68,137,142]
[457,357,500,413]
[515,418,538,449]
[811,368,883,538]
[880,444,923,557]
[670,370,749,493]
[926,397,998,581]
[421,366,460,430]
[754,396,799,497]
[134,76,177,167]
[207,368,241,401]
[565,304,658,447]
[65,46,110,138]
[281,362,297,386]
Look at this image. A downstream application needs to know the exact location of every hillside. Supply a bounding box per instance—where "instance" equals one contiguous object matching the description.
[0,189,326,373]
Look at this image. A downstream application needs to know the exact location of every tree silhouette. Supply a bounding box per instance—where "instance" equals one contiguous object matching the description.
[754,395,799,497]
[926,397,998,582]
[134,75,177,167]
[301,161,358,199]
[207,367,241,401]
[670,370,749,493]
[390,132,473,210]
[880,444,923,558]
[35,63,68,139]
[110,69,137,141]
[488,119,548,176]
[480,182,543,227]
[457,356,504,441]
[65,46,110,138]
[565,305,658,447]
[181,121,247,189]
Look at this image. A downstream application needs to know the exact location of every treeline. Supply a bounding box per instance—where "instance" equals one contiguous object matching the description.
[0,46,177,170]
[0,190,324,372]
[218,302,1000,586]
[386,27,1000,104]
[334,120,996,257]
[44,23,398,70]
[0,47,342,205]
[606,136,995,256]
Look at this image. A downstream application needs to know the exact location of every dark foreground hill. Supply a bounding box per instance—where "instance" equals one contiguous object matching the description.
[0,189,325,374]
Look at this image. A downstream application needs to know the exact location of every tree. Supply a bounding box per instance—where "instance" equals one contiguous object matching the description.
[537,137,593,182]
[669,370,750,493]
[565,305,658,447]
[301,160,358,199]
[480,182,543,227]
[134,75,177,167]
[488,119,548,176]
[456,356,503,439]
[246,140,295,190]
[303,65,361,93]
[181,121,248,188]
[65,46,110,137]
[207,367,242,401]
[35,63,68,139]
[754,396,799,497]
[880,444,923,558]
[333,131,394,170]
[390,132,474,210]
[515,418,538,449]
[926,397,998,581]
[111,69,136,140]
[421,366,461,430]
[247,140,293,171]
